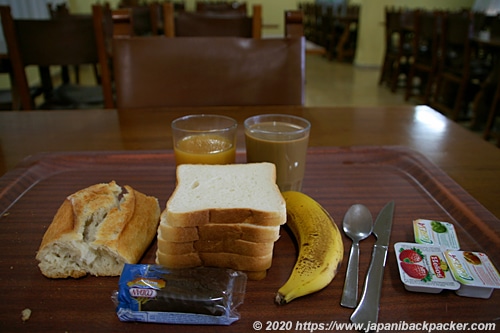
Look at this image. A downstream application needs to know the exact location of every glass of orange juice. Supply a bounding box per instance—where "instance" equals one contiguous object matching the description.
[172,114,237,165]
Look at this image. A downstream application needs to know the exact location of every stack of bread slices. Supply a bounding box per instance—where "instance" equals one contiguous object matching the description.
[155,163,286,280]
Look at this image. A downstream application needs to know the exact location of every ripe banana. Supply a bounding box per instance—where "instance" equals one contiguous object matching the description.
[275,191,344,305]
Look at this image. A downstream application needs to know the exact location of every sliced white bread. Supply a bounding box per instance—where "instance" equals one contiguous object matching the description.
[155,250,273,272]
[157,238,275,257]
[163,163,286,227]
[157,222,281,243]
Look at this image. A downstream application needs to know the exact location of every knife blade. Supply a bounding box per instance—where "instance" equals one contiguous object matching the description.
[350,201,395,331]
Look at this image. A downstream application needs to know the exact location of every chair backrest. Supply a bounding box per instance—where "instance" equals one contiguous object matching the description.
[412,10,442,66]
[112,36,305,109]
[0,5,100,110]
[285,10,304,38]
[488,15,500,38]
[439,10,473,74]
[196,1,247,15]
[92,4,116,109]
[163,2,261,38]
[112,5,155,37]
[47,3,70,18]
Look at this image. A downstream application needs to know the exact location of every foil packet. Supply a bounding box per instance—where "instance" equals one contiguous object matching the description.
[114,264,247,325]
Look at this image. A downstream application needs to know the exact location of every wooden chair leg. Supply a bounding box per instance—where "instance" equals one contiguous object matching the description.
[405,66,416,100]
[483,83,500,142]
[379,56,390,85]
[451,80,468,121]
[390,60,401,92]
[422,72,435,105]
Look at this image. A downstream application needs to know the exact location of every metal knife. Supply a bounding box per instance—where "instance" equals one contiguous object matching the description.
[350,201,395,331]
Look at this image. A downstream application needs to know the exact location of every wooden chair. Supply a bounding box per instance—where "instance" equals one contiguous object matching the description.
[163,2,262,38]
[481,64,500,147]
[284,10,304,38]
[195,1,247,15]
[284,9,326,55]
[92,4,116,109]
[111,36,305,109]
[111,5,156,37]
[299,2,316,41]
[430,10,492,121]
[405,10,442,103]
[379,7,416,92]
[332,5,360,62]
[0,5,103,110]
[47,3,101,86]
[472,16,500,145]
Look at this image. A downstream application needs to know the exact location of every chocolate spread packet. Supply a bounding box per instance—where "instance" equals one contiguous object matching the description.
[114,264,247,325]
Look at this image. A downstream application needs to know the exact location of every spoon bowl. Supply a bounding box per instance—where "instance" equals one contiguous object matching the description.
[340,204,373,308]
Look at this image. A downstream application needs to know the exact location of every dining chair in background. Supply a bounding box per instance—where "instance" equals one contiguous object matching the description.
[111,36,305,109]
[47,2,101,86]
[0,5,104,110]
[92,4,117,109]
[473,16,500,146]
[195,1,247,15]
[378,7,416,92]
[330,4,360,62]
[430,10,492,121]
[163,2,262,38]
[284,9,304,38]
[111,4,158,37]
[405,10,442,103]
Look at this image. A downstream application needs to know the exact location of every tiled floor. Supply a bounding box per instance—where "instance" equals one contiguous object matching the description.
[305,54,412,107]
[306,55,498,147]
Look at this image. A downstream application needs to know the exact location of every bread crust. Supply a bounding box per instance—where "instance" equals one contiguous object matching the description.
[158,223,281,243]
[157,238,275,257]
[93,185,160,263]
[155,250,273,272]
[165,209,286,227]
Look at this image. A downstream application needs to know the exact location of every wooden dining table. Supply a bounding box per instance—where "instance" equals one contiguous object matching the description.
[0,105,499,332]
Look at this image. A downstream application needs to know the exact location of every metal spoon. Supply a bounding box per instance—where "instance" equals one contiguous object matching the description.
[340,204,373,308]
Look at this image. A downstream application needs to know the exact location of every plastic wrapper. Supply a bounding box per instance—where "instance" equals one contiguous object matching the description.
[113,264,247,325]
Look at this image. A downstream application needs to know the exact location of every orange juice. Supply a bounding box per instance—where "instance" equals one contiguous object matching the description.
[174,134,236,165]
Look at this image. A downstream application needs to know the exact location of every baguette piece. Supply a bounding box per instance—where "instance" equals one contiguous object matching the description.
[164,163,286,227]
[36,181,160,278]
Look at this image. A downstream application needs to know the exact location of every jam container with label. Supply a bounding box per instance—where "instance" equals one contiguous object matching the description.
[444,251,500,299]
[394,242,460,293]
[413,219,460,250]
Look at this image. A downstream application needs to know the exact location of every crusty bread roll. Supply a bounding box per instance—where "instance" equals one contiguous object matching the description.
[155,163,286,280]
[36,181,160,278]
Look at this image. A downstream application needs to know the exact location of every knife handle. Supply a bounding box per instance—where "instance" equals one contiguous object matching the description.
[350,244,388,328]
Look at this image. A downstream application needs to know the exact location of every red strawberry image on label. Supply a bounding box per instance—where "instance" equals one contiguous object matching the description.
[399,248,423,263]
[400,262,431,282]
